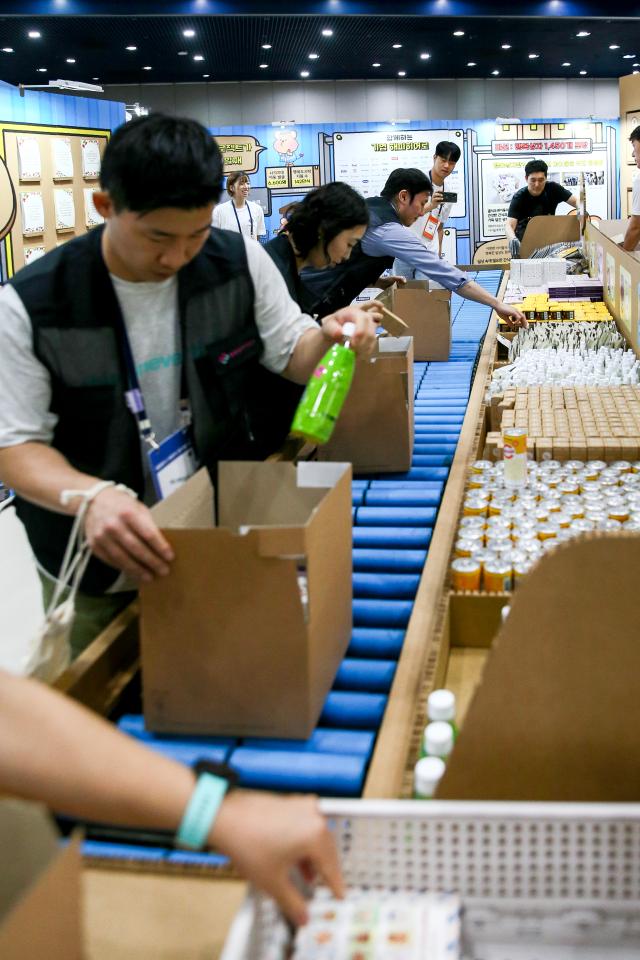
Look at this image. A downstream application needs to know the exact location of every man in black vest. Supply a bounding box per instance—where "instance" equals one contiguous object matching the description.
[303,168,526,327]
[0,114,379,654]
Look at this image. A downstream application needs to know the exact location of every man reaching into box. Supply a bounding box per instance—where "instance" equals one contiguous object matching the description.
[302,167,526,328]
[505,159,578,258]
[0,114,381,655]
[620,125,640,253]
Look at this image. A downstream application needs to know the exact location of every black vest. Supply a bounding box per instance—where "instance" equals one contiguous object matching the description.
[300,196,397,319]
[10,226,267,594]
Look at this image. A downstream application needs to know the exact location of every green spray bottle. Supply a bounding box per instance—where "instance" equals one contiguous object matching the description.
[290,321,357,445]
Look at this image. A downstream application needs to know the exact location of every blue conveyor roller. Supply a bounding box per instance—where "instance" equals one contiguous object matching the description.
[229,748,367,796]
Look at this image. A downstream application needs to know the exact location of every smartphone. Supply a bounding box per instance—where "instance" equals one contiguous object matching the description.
[440,191,457,203]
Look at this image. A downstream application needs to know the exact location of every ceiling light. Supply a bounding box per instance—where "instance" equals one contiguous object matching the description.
[491,69,500,75]
[579,69,587,74]
[28,31,41,39]
[262,43,272,50]
[126,45,137,51]
[65,58,76,63]
[92,77,99,80]
[1,47,14,53]
[634,62,640,67]
[562,61,571,66]
[467,62,476,67]
[300,70,310,77]
[392,43,402,48]
[398,70,406,76]
[37,67,47,72]
[308,53,319,59]
[501,44,511,49]
[203,73,210,77]
[576,31,590,37]
[322,28,333,37]
[259,63,268,68]
[528,53,539,59]
[453,30,465,37]
[143,65,152,70]
[193,54,204,61]
[609,44,620,49]
[420,52,430,59]
[372,62,381,67]
[634,70,640,75]
[178,50,188,55]
[623,54,636,59]
[183,29,195,37]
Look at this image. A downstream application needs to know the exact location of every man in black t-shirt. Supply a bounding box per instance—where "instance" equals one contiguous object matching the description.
[505,159,578,256]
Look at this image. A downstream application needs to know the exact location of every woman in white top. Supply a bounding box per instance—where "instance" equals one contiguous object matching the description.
[212,172,266,240]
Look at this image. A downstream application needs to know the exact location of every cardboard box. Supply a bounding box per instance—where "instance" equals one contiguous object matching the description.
[0,802,83,958]
[319,336,414,474]
[376,281,451,361]
[140,461,353,739]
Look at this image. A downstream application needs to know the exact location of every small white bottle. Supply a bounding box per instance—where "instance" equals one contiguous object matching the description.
[427,689,458,739]
[413,756,446,799]
[422,720,454,761]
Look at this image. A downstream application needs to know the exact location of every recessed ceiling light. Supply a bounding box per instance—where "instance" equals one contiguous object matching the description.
[259,63,268,68]
[579,69,587,74]
[562,61,571,66]
[609,44,620,49]
[528,53,539,59]
[308,53,319,59]
[467,61,476,66]
[491,69,500,75]
[623,54,636,59]
[37,67,47,72]
[398,70,406,76]
[126,45,137,51]
[300,70,310,77]
[392,43,402,48]
[1,47,14,53]
[178,51,188,56]
[262,43,272,50]
[372,62,381,67]
[453,30,465,37]
[28,30,41,39]
[420,52,430,59]
[576,31,591,37]
[193,54,204,61]
[92,77,99,80]
[143,65,152,70]
[183,29,196,38]
[322,28,333,37]
[501,44,511,49]
[634,62,640,67]
[203,73,210,78]
[66,58,76,63]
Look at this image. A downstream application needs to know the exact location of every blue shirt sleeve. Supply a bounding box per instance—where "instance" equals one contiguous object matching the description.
[361,222,470,293]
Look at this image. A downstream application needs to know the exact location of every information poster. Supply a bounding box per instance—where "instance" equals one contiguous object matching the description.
[83,188,103,227]
[620,265,632,334]
[23,245,46,265]
[333,129,466,217]
[81,138,101,178]
[51,137,74,180]
[17,137,41,181]
[54,188,75,231]
[20,191,45,235]
[605,252,616,306]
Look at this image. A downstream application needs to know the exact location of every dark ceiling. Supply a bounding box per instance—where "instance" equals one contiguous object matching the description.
[0,14,638,86]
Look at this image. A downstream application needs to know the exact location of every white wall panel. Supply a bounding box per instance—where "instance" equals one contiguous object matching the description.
[513,79,542,119]
[364,81,397,121]
[208,82,242,126]
[425,80,457,120]
[397,81,428,121]
[272,82,305,123]
[456,79,486,118]
[334,80,368,122]
[174,84,208,125]
[540,79,568,119]
[484,78,516,119]
[567,78,595,117]
[239,82,273,125]
[594,78,619,118]
[303,82,336,122]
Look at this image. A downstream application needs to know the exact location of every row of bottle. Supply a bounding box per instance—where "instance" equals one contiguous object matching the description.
[413,688,457,799]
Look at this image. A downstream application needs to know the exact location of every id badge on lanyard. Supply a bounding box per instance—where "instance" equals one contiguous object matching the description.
[422,212,440,243]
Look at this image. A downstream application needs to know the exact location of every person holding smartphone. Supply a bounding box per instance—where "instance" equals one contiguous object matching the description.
[393,140,461,278]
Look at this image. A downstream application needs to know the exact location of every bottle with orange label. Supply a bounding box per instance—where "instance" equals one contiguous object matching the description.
[502,427,528,487]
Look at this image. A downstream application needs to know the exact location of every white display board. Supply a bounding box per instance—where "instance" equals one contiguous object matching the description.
[333,129,466,218]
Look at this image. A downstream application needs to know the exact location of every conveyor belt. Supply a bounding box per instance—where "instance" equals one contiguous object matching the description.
[84,272,502,865]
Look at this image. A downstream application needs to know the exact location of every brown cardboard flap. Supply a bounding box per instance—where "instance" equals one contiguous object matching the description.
[0,816,83,959]
[437,534,640,801]
[519,214,580,259]
[252,526,308,558]
[218,461,332,528]
[403,279,429,291]
[150,468,214,529]
[370,287,410,337]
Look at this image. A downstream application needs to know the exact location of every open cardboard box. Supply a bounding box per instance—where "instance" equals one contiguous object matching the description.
[0,802,84,958]
[319,336,415,474]
[140,460,353,739]
[376,281,451,361]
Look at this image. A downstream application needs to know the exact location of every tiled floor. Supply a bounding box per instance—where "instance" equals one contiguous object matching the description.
[0,504,43,673]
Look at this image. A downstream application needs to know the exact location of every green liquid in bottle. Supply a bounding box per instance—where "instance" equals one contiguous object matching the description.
[290,327,356,446]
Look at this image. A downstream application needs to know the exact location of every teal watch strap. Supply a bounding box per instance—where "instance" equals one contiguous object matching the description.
[176,772,229,850]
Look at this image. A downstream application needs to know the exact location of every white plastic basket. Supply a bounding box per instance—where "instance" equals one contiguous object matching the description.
[221,800,640,960]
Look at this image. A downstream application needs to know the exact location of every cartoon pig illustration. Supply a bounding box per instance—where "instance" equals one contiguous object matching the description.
[273,129,303,165]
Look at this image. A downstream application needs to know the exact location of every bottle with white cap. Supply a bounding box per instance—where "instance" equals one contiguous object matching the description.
[413,756,446,799]
[427,688,458,739]
[290,321,357,445]
[421,720,454,761]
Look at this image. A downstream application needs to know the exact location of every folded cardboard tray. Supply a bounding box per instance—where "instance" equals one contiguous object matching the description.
[140,460,353,740]
[376,280,451,361]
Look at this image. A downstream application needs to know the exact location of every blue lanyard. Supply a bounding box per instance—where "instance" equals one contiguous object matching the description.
[232,200,254,239]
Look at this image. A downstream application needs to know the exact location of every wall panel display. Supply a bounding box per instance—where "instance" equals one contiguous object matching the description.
[1,122,109,275]
[209,117,620,267]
